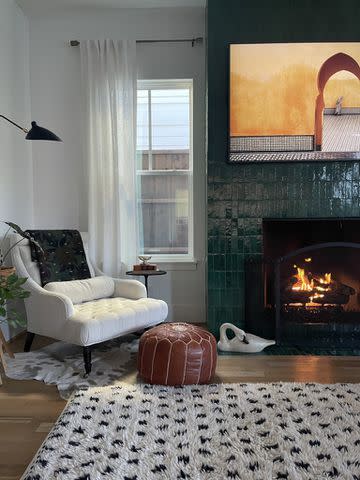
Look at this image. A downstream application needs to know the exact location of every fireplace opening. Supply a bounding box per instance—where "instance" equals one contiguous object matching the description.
[275,242,360,345]
[245,219,360,347]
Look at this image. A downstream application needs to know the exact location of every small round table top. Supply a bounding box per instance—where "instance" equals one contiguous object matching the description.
[126,269,167,276]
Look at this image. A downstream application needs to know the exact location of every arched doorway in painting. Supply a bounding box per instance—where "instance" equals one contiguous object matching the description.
[315,52,360,150]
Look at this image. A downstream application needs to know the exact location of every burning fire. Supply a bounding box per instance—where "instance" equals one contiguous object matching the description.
[292,267,314,291]
[291,260,332,307]
[285,258,355,309]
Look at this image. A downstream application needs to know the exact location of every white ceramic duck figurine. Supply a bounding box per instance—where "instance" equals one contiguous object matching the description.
[218,323,275,353]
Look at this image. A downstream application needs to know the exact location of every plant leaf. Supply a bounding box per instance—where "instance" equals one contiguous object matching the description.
[18,291,30,298]
[3,221,45,257]
[7,274,18,285]
[15,277,27,286]
[4,222,28,237]
[0,270,30,313]
[6,312,27,328]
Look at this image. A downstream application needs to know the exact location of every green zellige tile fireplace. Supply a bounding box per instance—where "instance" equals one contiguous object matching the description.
[207,0,360,352]
[207,162,360,338]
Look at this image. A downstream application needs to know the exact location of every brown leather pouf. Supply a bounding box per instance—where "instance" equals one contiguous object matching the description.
[137,323,217,386]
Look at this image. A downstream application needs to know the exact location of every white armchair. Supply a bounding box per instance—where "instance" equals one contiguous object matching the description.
[10,232,168,374]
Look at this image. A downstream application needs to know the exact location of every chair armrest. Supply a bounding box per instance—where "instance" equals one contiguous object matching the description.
[23,278,75,337]
[113,278,147,300]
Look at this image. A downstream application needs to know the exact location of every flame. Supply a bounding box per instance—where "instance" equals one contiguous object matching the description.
[307,292,325,307]
[290,261,333,308]
[320,273,331,284]
[292,267,314,291]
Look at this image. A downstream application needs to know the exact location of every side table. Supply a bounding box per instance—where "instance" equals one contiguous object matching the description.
[126,270,167,296]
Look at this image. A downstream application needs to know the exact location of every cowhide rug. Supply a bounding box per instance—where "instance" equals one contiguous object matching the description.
[22,382,360,480]
[5,337,138,399]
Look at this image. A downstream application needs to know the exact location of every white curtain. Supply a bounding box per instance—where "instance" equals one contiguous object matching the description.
[80,39,137,277]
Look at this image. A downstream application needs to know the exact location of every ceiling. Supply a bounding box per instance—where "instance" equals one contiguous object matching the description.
[17,0,206,13]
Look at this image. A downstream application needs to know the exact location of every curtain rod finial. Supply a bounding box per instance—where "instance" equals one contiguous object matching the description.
[70,40,80,47]
[192,37,203,47]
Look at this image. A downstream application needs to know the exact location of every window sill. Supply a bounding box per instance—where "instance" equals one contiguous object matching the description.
[141,256,198,271]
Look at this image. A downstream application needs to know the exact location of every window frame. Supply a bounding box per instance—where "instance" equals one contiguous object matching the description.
[136,78,194,264]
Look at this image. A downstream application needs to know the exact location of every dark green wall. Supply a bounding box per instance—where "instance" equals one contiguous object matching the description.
[207,0,360,335]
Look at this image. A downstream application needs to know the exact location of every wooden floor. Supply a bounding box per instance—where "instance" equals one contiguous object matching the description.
[0,334,359,480]
[323,113,360,151]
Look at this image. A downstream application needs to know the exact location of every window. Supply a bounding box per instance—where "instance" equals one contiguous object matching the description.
[136,80,193,261]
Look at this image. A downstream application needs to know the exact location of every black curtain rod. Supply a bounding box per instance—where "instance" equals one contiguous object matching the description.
[69,37,203,47]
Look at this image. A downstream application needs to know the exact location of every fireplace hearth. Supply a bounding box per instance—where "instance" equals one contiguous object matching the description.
[245,219,360,347]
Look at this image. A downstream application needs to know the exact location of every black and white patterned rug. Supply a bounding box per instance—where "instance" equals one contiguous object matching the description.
[22,382,360,480]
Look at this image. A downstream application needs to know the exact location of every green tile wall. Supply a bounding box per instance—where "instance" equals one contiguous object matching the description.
[207,162,360,334]
[207,0,360,336]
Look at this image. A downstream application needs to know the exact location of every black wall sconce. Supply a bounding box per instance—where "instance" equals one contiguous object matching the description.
[0,115,62,141]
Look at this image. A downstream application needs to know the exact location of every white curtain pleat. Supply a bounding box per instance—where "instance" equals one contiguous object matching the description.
[80,39,137,276]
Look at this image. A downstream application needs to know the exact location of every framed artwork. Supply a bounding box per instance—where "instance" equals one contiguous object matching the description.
[229,42,360,163]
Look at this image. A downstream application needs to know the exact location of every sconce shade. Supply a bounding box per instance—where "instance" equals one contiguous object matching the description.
[25,121,62,141]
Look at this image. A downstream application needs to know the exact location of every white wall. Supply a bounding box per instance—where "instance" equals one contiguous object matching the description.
[0,0,33,340]
[0,0,33,226]
[26,7,207,323]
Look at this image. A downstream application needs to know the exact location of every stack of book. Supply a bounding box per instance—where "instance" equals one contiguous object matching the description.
[133,263,158,271]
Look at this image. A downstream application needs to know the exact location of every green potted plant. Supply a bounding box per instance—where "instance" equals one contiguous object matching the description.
[0,222,43,326]
[0,221,43,276]
[0,222,43,372]
[0,273,30,328]
[0,222,40,325]
[0,220,44,323]
[0,273,30,381]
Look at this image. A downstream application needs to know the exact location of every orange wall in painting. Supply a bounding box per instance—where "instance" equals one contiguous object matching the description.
[324,73,360,107]
[230,43,360,137]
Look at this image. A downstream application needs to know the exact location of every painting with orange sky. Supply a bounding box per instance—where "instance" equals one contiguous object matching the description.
[230,42,360,138]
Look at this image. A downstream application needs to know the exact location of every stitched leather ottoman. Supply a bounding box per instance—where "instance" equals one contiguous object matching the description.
[137,322,217,385]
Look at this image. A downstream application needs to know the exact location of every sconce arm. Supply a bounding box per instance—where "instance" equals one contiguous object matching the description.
[0,114,29,134]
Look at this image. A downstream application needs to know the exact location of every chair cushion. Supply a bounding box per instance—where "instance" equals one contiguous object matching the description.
[44,276,114,304]
[64,297,168,345]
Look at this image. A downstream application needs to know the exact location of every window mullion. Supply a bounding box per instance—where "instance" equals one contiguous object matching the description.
[148,89,153,171]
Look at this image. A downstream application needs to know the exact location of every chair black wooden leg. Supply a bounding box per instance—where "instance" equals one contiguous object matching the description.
[83,346,92,375]
[24,332,35,352]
